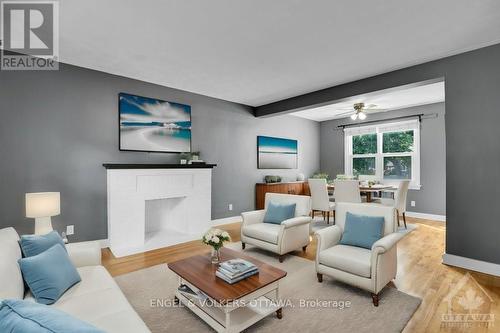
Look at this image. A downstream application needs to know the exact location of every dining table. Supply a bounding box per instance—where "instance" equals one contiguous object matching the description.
[327,183,396,202]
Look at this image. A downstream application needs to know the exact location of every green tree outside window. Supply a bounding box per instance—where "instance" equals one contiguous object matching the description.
[383,131,414,153]
[352,134,377,154]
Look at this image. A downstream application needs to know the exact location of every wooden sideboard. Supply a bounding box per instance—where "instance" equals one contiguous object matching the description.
[255,181,310,209]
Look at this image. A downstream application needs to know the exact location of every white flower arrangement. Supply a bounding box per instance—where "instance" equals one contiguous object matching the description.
[202,228,231,250]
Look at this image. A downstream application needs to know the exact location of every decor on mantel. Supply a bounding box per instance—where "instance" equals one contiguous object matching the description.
[257,136,298,169]
[296,173,305,181]
[202,228,231,264]
[119,92,192,153]
[179,151,205,165]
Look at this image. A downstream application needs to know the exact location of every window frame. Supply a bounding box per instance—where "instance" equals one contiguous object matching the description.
[344,119,421,190]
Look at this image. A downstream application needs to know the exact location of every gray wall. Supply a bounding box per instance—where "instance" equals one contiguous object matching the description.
[320,103,446,216]
[0,64,320,241]
[255,43,500,265]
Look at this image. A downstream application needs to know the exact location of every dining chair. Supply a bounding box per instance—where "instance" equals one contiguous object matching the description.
[373,180,410,228]
[333,179,362,203]
[308,178,336,224]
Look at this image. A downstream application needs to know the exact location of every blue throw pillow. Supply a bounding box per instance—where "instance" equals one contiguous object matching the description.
[263,202,296,224]
[18,244,81,305]
[20,231,66,258]
[340,212,385,249]
[0,299,104,333]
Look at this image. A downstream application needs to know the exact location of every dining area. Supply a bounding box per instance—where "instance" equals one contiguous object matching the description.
[308,177,410,228]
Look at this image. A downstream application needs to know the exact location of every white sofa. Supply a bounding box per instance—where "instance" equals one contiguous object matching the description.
[0,227,150,332]
[241,193,312,262]
[315,203,406,306]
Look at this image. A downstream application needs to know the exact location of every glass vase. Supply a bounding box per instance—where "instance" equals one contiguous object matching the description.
[211,248,221,264]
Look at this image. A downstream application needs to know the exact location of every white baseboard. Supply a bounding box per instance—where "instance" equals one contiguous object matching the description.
[443,253,500,277]
[212,215,242,226]
[405,211,446,221]
[97,239,110,248]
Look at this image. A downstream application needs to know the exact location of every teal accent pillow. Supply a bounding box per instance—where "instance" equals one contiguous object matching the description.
[18,244,81,305]
[340,212,385,249]
[263,202,296,224]
[20,231,66,258]
[0,299,104,333]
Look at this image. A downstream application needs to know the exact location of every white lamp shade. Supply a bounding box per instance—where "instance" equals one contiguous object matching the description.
[25,192,60,218]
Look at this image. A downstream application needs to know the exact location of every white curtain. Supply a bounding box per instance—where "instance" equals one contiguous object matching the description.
[343,119,419,136]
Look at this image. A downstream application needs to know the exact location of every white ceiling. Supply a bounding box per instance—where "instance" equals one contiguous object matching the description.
[59,1,500,106]
[290,81,445,122]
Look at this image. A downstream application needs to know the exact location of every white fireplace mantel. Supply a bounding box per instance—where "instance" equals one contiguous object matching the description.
[104,164,215,257]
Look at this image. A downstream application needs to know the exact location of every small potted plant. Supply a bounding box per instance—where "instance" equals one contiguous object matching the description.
[202,228,231,264]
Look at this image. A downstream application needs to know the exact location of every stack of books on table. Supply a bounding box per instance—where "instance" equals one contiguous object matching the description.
[216,259,259,284]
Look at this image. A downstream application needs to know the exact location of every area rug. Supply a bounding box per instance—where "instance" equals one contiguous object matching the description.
[115,243,421,333]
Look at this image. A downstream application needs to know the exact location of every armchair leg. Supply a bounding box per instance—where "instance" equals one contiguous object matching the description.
[317,273,323,283]
[278,255,285,263]
[327,211,330,224]
[402,212,407,229]
[371,293,379,307]
[333,210,335,224]
[241,242,245,250]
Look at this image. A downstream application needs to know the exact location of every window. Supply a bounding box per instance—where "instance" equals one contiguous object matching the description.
[344,120,421,189]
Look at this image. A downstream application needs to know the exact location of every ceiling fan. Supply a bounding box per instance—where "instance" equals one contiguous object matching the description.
[335,102,386,120]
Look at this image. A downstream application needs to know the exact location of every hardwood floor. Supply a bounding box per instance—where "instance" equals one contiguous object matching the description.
[102,217,500,332]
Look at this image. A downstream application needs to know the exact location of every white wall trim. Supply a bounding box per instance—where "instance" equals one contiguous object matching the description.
[405,211,446,221]
[443,253,500,277]
[97,239,110,248]
[212,215,242,226]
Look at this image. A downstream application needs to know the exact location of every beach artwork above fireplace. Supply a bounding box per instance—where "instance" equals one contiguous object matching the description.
[119,93,191,153]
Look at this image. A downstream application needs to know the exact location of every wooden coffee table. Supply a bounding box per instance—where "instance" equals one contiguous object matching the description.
[168,248,287,333]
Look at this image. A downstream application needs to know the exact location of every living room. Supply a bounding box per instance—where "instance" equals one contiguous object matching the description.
[1,1,499,332]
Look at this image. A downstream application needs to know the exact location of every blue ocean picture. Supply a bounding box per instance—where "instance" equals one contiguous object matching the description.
[119,93,191,152]
[258,136,298,169]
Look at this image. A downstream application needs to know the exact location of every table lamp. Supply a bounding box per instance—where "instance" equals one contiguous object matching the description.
[25,192,60,235]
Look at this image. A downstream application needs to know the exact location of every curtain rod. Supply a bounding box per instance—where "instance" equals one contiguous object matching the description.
[337,113,429,129]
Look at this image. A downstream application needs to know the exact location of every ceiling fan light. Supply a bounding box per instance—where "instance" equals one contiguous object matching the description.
[358,112,367,120]
[350,113,358,120]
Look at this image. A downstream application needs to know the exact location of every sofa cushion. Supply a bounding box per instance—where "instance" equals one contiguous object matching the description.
[0,227,24,299]
[19,244,81,305]
[340,212,385,249]
[242,223,281,244]
[20,230,66,258]
[263,202,296,224]
[30,266,151,333]
[319,244,372,278]
[0,299,104,333]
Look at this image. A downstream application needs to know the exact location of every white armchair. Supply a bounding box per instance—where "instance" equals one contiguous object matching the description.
[315,202,406,306]
[241,193,312,262]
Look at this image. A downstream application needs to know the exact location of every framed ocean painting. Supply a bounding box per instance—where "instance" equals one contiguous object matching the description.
[119,93,191,153]
[257,136,298,169]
